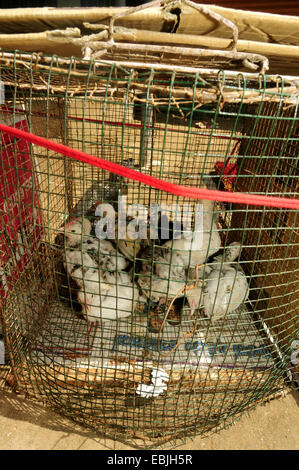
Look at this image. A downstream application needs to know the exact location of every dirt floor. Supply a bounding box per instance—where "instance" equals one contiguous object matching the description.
[0,384,298,450]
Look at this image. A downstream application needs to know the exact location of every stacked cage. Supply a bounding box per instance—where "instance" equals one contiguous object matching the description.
[0,44,298,447]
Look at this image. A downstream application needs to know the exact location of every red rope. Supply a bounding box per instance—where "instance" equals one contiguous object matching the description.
[0,122,298,210]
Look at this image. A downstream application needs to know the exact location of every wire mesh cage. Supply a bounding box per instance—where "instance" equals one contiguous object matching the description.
[0,44,298,448]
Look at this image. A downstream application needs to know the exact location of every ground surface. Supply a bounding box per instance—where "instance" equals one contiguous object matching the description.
[0,386,298,450]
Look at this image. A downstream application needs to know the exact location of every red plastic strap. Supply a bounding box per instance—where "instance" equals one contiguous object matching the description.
[0,122,298,210]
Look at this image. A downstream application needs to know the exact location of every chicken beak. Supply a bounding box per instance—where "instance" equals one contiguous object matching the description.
[199,307,207,317]
[54,232,65,246]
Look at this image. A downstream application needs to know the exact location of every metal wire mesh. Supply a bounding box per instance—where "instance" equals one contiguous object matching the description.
[0,50,298,448]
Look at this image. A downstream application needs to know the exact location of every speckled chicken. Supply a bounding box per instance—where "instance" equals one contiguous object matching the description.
[57,216,144,323]
[59,217,128,274]
[137,244,188,302]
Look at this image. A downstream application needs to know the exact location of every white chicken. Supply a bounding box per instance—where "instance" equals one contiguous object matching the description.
[159,197,221,269]
[74,266,145,323]
[58,217,92,248]
[186,242,250,322]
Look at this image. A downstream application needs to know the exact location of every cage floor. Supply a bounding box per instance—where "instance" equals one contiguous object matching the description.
[27,298,275,374]
[7,289,287,448]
